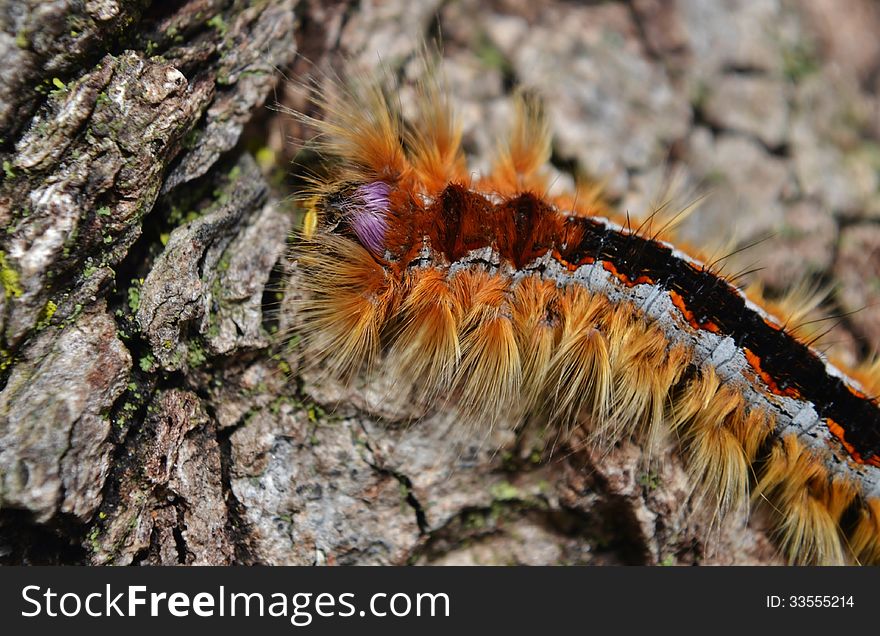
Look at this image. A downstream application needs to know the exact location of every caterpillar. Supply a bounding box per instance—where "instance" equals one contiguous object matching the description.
[284,60,880,566]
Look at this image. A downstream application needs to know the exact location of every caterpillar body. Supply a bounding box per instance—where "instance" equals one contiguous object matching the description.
[288,64,880,566]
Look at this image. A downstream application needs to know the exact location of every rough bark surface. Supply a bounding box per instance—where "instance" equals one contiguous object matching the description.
[1,0,879,565]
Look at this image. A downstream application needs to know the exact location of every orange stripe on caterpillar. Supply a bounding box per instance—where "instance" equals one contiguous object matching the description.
[827,418,880,468]
[667,289,721,333]
[742,348,803,400]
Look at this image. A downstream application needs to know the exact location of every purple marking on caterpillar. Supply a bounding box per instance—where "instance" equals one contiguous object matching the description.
[350,181,390,255]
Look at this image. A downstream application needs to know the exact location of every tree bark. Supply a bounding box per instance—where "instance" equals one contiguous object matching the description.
[0,0,299,564]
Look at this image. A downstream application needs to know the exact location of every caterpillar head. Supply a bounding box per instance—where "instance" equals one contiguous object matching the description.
[302,180,391,257]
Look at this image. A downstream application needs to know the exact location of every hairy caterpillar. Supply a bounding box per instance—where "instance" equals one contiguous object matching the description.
[285,60,880,566]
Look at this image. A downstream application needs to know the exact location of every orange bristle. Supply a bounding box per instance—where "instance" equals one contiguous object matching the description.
[483,91,553,196]
[542,288,613,432]
[450,271,522,424]
[388,268,461,397]
[753,435,856,565]
[297,235,398,379]
[851,498,880,565]
[406,70,469,195]
[509,277,560,413]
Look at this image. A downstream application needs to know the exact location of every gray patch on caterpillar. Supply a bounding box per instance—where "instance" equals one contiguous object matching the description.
[448,247,503,276]
[413,241,433,267]
[757,390,880,497]
[471,246,500,266]
[791,405,820,437]
[512,252,553,281]
[632,284,664,316]
[707,337,748,381]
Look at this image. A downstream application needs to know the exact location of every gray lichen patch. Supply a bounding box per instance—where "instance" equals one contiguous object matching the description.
[161,0,297,193]
[1,51,214,348]
[0,303,130,522]
[136,153,290,371]
[557,439,782,566]
[0,0,152,139]
[229,402,423,565]
[0,0,298,564]
[0,0,297,362]
[89,389,233,565]
[206,197,292,355]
